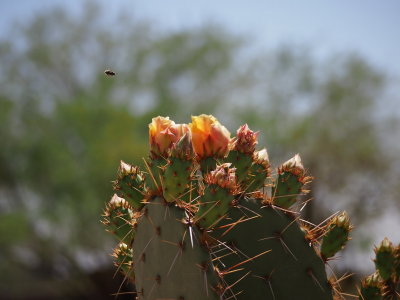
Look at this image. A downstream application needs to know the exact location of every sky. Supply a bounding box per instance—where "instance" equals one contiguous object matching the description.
[2,0,400,76]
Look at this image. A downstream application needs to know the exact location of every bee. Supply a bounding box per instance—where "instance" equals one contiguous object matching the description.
[104,69,116,76]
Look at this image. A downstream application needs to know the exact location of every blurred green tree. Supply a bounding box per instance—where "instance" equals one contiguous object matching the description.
[0,2,398,298]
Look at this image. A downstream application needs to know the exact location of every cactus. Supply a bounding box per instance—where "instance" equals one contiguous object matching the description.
[358,238,400,300]
[102,114,354,299]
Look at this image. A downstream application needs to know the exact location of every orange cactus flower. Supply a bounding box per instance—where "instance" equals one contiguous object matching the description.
[149,116,188,156]
[189,114,231,158]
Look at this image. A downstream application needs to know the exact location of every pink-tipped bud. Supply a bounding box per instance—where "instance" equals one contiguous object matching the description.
[119,160,138,176]
[253,148,270,167]
[233,124,259,154]
[108,193,129,209]
[279,154,305,177]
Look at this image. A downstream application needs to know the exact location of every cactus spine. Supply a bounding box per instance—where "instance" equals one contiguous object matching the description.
[103,114,353,299]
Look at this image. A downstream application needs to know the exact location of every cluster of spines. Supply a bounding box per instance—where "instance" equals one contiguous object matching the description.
[359,238,400,300]
[102,114,354,300]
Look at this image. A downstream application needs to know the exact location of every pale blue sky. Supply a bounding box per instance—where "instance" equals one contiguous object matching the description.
[2,0,400,74]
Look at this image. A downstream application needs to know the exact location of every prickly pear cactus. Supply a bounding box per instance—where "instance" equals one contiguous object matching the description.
[102,114,353,300]
[358,238,400,300]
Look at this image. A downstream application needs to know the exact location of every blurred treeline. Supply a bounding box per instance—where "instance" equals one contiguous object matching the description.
[1,2,399,299]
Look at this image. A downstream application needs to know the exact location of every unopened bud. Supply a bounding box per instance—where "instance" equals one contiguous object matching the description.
[233,124,259,154]
[253,148,270,167]
[279,154,305,177]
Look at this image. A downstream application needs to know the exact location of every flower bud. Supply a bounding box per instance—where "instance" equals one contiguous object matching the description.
[279,154,305,177]
[233,124,259,154]
[253,148,270,167]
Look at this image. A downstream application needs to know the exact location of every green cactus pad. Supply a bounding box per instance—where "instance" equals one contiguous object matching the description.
[145,157,166,193]
[114,161,146,210]
[213,200,333,300]
[162,157,193,203]
[133,197,219,300]
[374,238,395,281]
[113,242,134,280]
[103,194,136,243]
[320,212,351,260]
[272,171,303,208]
[272,154,307,209]
[195,184,234,229]
[245,162,269,191]
[359,273,382,300]
[226,150,253,183]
